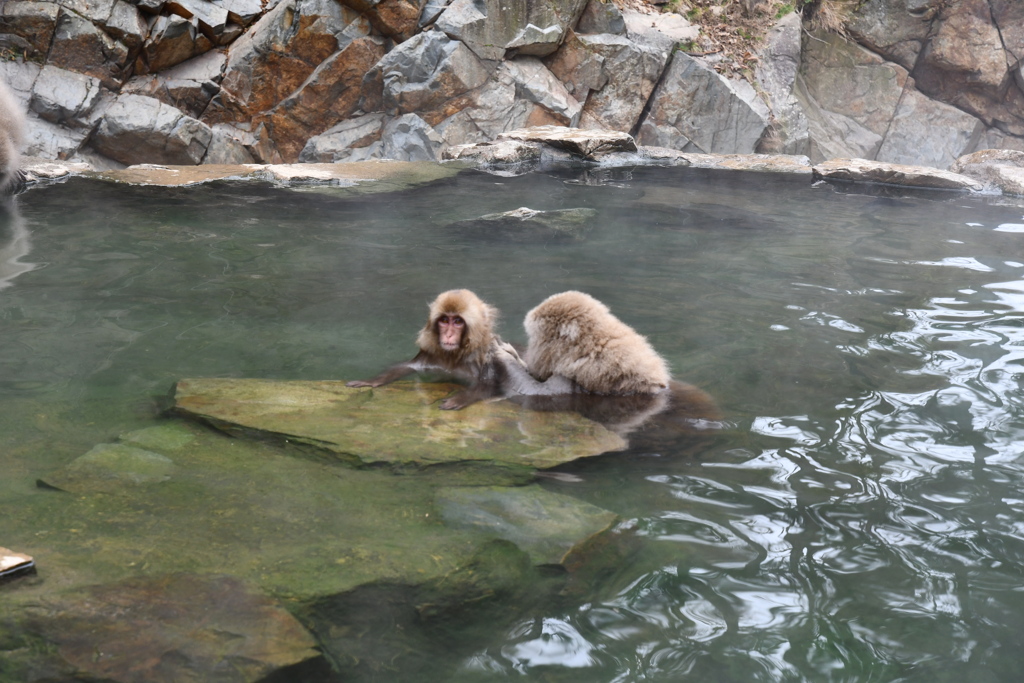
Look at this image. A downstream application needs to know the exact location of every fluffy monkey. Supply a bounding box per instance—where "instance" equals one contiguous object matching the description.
[0,80,26,194]
[346,289,567,410]
[524,291,671,395]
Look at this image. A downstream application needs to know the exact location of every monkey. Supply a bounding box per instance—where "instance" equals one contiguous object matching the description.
[523,290,671,395]
[346,289,572,410]
[0,79,26,195]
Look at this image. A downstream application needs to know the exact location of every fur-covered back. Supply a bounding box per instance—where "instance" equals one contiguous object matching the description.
[524,290,670,394]
[417,289,498,366]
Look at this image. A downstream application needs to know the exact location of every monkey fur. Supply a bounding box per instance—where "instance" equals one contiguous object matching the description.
[524,290,671,395]
[0,80,26,195]
[347,289,564,410]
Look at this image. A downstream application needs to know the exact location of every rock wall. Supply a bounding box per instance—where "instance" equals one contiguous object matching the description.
[0,0,1021,169]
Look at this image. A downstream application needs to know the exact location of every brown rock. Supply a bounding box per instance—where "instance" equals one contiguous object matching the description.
[48,8,130,89]
[0,1,59,58]
[261,36,386,162]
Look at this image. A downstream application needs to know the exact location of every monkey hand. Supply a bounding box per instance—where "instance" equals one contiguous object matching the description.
[346,379,379,388]
[439,397,467,410]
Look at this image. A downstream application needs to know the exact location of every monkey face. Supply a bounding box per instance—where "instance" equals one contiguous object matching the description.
[436,314,466,352]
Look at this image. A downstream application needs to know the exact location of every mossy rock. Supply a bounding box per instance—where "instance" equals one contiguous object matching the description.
[173,378,626,470]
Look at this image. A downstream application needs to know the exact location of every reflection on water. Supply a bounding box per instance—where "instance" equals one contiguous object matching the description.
[4,168,1024,681]
[0,197,33,290]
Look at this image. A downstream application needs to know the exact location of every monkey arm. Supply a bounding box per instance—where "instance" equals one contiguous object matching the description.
[345,350,436,388]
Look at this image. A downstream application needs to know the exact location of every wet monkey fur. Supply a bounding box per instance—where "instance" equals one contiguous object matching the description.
[524,291,671,395]
[0,80,26,194]
[346,289,561,410]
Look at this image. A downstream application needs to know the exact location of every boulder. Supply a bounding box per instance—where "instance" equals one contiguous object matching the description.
[123,49,227,118]
[442,138,544,166]
[754,11,808,156]
[813,157,984,191]
[912,0,1015,132]
[48,8,130,89]
[203,123,258,163]
[206,0,372,125]
[30,65,104,128]
[637,51,769,154]
[173,378,627,469]
[576,0,625,35]
[91,93,213,165]
[0,1,60,58]
[373,30,489,116]
[950,148,1024,195]
[298,112,386,162]
[875,86,985,168]
[434,0,588,61]
[341,0,426,41]
[261,35,386,162]
[546,29,668,133]
[795,29,908,162]
[845,0,938,70]
[137,14,213,74]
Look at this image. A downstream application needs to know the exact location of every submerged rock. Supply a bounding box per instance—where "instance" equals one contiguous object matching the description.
[173,378,626,470]
[40,443,177,493]
[436,485,617,565]
[20,573,325,683]
[448,206,598,241]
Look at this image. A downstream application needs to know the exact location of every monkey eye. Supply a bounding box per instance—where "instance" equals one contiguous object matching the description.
[439,314,465,326]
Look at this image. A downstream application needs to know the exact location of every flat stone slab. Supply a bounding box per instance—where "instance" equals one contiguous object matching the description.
[813,158,983,191]
[83,160,459,189]
[498,125,638,158]
[173,379,627,470]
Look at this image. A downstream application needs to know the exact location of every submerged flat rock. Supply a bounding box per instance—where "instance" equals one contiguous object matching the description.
[436,485,617,565]
[22,574,323,683]
[174,379,626,470]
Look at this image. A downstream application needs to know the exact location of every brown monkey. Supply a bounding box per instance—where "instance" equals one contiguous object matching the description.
[346,289,564,410]
[0,80,26,194]
[524,290,671,395]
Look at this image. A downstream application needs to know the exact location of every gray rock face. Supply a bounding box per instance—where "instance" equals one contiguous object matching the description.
[547,30,667,133]
[2,0,1022,175]
[30,66,104,128]
[796,29,907,162]
[754,11,808,155]
[299,112,386,162]
[845,0,937,70]
[637,51,769,154]
[376,30,489,115]
[92,93,213,165]
[435,0,588,61]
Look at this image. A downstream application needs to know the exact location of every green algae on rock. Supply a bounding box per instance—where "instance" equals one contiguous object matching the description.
[17,573,326,683]
[173,378,627,470]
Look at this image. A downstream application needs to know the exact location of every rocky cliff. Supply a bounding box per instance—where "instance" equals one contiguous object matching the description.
[0,0,1021,170]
